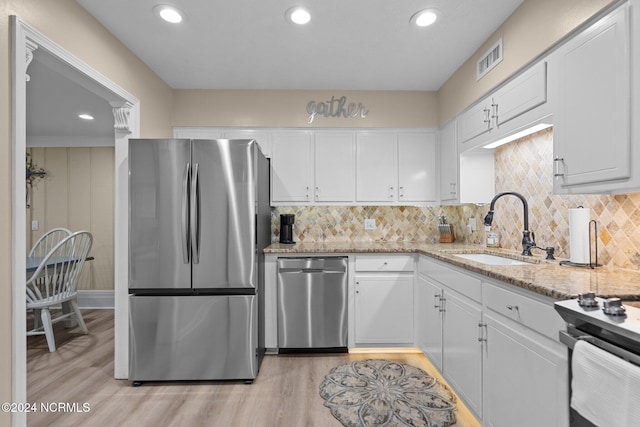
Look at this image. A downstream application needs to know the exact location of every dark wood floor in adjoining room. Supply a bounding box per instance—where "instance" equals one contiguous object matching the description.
[27,310,479,427]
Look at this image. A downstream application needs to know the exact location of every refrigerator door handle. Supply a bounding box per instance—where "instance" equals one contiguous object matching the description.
[182,162,191,264]
[191,162,200,264]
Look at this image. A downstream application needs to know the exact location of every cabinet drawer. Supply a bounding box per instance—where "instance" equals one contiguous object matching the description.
[484,282,565,341]
[355,255,414,272]
[418,256,481,303]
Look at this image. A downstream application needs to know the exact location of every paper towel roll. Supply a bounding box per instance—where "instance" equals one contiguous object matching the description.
[569,208,591,264]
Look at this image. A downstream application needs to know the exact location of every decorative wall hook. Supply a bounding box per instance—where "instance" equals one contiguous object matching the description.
[26,153,47,208]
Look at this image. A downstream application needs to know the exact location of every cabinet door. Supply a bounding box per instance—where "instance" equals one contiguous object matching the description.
[354,275,414,344]
[224,130,272,158]
[173,128,224,139]
[271,131,313,202]
[457,100,492,148]
[443,291,483,418]
[398,133,436,203]
[439,121,458,203]
[493,61,547,128]
[483,314,568,427]
[356,133,397,202]
[554,5,630,188]
[314,132,355,202]
[416,275,443,370]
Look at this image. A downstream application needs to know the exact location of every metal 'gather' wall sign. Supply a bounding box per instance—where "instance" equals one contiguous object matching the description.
[306,96,369,124]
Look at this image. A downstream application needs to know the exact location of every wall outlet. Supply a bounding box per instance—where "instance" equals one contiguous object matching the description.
[364,219,376,230]
[31,220,39,231]
[468,217,476,234]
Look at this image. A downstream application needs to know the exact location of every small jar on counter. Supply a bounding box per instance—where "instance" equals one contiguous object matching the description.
[486,228,500,248]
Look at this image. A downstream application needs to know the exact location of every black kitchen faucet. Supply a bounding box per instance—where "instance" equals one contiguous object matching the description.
[483,191,537,256]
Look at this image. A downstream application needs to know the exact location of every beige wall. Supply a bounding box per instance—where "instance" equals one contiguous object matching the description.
[28,147,114,290]
[437,0,614,124]
[2,0,174,421]
[173,90,438,128]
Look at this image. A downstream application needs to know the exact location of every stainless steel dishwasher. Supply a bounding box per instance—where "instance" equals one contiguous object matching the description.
[277,257,348,351]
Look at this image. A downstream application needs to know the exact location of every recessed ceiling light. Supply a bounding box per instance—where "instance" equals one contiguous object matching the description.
[78,113,94,120]
[411,9,438,28]
[286,7,311,25]
[154,5,184,24]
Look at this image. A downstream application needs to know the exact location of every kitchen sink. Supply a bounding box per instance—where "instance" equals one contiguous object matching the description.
[452,253,531,266]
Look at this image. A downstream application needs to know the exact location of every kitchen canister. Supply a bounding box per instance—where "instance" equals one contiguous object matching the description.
[569,207,591,264]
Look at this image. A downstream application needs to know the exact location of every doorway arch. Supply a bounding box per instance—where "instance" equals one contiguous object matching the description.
[12,16,139,426]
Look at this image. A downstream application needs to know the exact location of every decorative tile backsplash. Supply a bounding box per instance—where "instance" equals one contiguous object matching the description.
[272,204,483,245]
[272,127,640,270]
[493,127,640,270]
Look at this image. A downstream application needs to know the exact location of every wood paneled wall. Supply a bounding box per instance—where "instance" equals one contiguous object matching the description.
[27,147,114,290]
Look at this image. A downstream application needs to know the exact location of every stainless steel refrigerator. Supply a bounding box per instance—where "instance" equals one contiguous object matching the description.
[128,139,270,384]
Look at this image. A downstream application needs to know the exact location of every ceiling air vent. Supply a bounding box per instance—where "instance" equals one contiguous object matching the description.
[477,38,503,81]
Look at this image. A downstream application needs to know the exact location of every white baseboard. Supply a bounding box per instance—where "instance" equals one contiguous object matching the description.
[77,290,114,309]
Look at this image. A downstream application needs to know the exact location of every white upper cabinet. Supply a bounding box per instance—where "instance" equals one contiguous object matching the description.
[456,101,493,147]
[174,128,437,205]
[438,120,458,203]
[271,131,313,203]
[314,132,355,202]
[173,128,224,139]
[553,4,631,191]
[356,132,398,202]
[457,61,548,152]
[398,133,437,203]
[223,130,272,158]
[492,61,547,127]
[356,131,437,203]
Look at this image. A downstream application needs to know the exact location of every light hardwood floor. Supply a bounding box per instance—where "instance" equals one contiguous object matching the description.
[27,310,480,427]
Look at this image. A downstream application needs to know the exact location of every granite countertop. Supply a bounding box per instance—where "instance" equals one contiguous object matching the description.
[265,241,640,301]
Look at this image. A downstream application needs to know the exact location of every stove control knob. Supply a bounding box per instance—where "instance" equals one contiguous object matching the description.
[602,298,626,316]
[578,292,598,307]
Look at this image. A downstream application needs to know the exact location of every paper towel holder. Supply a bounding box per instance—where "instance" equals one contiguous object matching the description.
[560,219,602,269]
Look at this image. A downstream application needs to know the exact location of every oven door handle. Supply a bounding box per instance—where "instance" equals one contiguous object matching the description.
[560,327,640,367]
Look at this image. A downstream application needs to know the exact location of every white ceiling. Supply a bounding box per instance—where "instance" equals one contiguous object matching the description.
[76,0,524,91]
[27,49,117,146]
[27,0,525,142]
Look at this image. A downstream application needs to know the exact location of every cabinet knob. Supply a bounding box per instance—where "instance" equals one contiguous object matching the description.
[506,305,519,312]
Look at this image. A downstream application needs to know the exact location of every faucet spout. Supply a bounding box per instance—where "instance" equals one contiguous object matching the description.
[484,191,536,256]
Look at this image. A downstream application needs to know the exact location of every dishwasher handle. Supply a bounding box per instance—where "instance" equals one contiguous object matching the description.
[277,257,348,273]
[279,268,346,274]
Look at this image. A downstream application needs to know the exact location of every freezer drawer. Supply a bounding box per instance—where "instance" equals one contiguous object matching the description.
[277,257,348,349]
[129,295,261,382]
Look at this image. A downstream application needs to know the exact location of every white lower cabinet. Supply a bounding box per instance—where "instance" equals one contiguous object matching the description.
[483,313,568,427]
[417,255,569,426]
[482,280,568,427]
[354,275,414,344]
[417,266,482,416]
[416,274,443,370]
[354,255,414,346]
[442,291,483,418]
[417,256,483,419]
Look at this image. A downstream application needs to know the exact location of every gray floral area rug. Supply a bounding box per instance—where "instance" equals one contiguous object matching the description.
[319,359,457,427]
